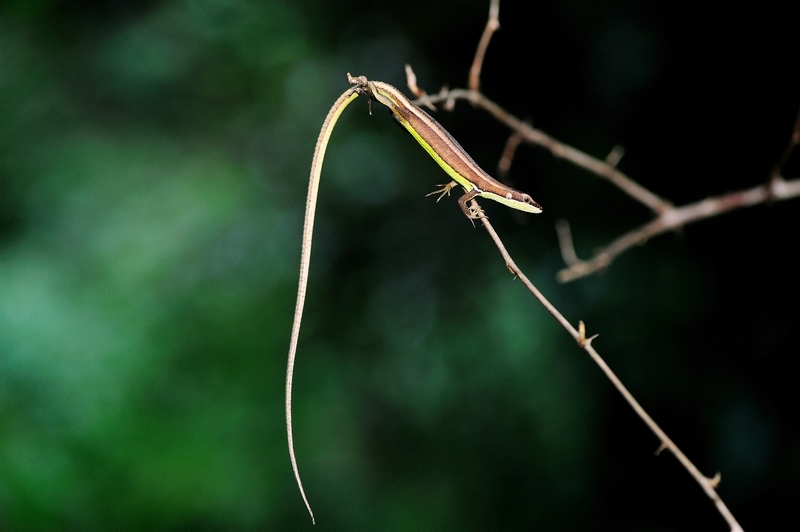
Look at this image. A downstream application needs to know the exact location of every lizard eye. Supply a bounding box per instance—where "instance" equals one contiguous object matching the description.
[523,195,543,211]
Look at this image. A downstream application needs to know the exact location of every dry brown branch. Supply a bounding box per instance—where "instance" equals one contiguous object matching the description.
[404,64,436,111]
[556,175,800,281]
[498,129,525,178]
[555,219,580,267]
[470,198,744,532]
[469,0,500,92]
[555,105,800,281]
[404,63,423,98]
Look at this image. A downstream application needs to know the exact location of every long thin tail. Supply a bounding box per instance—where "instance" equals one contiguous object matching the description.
[286,84,362,524]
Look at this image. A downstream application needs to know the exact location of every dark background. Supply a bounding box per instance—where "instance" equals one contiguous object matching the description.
[1,0,797,530]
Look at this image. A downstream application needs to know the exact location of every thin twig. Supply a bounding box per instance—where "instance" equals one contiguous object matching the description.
[404,64,439,111]
[470,199,744,532]
[555,219,580,267]
[469,0,501,92]
[556,105,800,281]
[498,130,525,178]
[556,175,800,282]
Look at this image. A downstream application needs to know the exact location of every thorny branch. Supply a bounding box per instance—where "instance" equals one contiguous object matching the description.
[395,1,800,529]
[409,77,750,531]
[471,200,744,532]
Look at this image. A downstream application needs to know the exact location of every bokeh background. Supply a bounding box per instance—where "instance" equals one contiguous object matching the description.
[1,0,798,530]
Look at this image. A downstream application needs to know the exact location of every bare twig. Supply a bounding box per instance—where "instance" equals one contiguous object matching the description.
[470,199,744,532]
[498,129,525,177]
[555,105,800,281]
[469,0,501,92]
[404,64,438,111]
[556,175,800,282]
[404,63,423,98]
[555,219,580,267]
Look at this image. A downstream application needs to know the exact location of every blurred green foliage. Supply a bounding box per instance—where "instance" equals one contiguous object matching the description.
[1,0,798,530]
